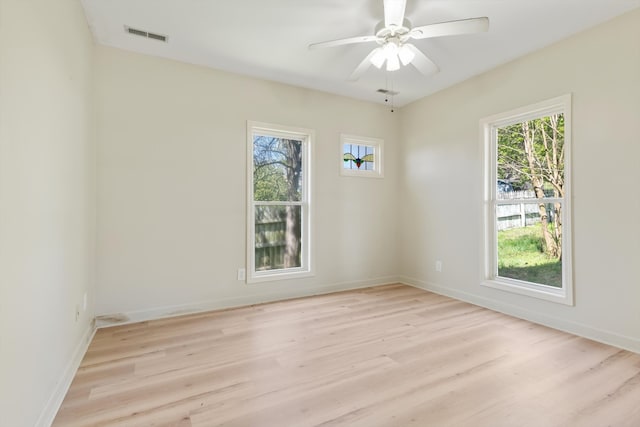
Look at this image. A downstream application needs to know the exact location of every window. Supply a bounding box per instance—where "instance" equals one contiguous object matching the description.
[481,95,573,305]
[247,121,313,282]
[340,134,384,178]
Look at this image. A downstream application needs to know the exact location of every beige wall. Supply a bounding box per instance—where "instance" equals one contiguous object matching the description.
[0,0,96,426]
[399,10,640,351]
[94,46,400,319]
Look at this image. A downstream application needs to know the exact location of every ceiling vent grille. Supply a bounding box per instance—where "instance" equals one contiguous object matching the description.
[124,26,168,42]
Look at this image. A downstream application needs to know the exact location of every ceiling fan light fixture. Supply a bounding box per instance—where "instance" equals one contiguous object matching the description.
[386,54,400,71]
[382,41,399,60]
[398,44,415,66]
[370,47,386,68]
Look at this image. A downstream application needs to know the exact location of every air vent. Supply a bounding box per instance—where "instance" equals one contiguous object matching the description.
[376,89,399,96]
[124,26,168,43]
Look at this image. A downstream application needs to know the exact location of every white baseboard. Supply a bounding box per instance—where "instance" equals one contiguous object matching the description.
[97,276,401,328]
[36,320,97,427]
[400,275,640,354]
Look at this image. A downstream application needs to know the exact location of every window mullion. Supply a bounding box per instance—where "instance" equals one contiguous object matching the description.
[253,201,304,206]
[495,198,564,205]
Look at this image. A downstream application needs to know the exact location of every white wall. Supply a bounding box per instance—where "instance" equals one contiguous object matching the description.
[0,0,96,426]
[94,46,400,320]
[399,10,640,352]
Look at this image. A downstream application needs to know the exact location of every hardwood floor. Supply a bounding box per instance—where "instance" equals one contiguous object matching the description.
[53,284,640,426]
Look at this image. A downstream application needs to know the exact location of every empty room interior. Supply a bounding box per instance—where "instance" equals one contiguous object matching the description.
[2,0,640,425]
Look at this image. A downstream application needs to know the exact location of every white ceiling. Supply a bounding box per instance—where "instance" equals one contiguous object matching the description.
[80,0,640,107]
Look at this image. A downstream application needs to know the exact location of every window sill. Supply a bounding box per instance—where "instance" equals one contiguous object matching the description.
[247,269,314,284]
[481,277,573,306]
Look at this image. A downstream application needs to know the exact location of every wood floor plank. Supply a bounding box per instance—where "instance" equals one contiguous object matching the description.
[53,284,640,426]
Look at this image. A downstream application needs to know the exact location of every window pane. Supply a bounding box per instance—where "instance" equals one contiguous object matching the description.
[497,113,565,199]
[255,205,302,271]
[343,143,374,171]
[497,202,563,288]
[253,135,302,202]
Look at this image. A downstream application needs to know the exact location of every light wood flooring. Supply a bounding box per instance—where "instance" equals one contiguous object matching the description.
[53,284,640,426]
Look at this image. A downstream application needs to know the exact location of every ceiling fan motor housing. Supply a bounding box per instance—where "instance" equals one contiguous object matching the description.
[374,18,412,43]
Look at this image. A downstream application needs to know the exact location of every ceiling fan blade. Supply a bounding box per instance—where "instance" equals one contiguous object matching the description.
[409,17,489,40]
[383,0,407,28]
[348,49,379,81]
[309,35,378,50]
[404,44,439,76]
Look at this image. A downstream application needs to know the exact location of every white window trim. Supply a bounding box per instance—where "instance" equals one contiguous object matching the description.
[480,94,573,305]
[246,121,314,284]
[340,134,384,178]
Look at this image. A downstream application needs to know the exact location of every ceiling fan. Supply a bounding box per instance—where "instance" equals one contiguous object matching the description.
[308,0,489,81]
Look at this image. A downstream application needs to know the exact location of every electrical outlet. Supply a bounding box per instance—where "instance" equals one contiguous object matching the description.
[435,260,443,272]
[237,268,246,281]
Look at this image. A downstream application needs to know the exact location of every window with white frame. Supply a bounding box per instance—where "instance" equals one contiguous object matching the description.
[480,95,573,305]
[247,121,313,283]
